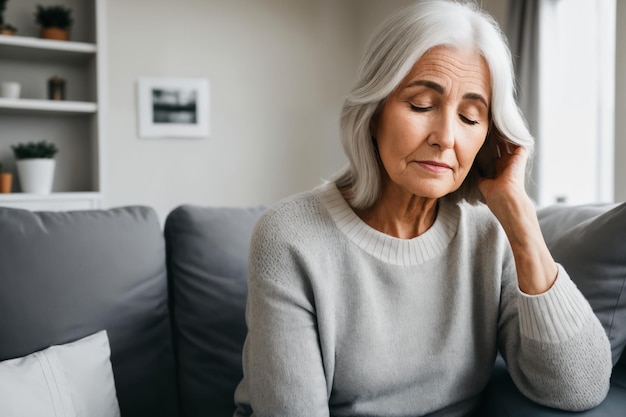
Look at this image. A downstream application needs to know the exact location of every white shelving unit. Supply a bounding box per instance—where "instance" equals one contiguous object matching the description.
[0,0,106,211]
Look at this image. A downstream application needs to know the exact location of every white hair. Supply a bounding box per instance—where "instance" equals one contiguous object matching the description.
[334,0,533,209]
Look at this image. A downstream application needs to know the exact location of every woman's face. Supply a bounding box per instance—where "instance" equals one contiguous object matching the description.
[374,45,491,200]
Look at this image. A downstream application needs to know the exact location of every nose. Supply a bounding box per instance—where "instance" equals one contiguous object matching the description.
[426,111,455,150]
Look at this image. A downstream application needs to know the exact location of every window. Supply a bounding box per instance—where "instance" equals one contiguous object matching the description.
[509,0,616,205]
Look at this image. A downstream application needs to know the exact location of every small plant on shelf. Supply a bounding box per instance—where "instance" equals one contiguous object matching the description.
[35,4,73,41]
[12,140,59,194]
[12,140,59,160]
[0,0,17,35]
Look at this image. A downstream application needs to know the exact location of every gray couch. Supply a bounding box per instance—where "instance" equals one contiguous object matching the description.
[0,201,624,416]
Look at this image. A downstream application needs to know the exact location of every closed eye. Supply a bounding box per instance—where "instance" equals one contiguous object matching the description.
[459,114,478,125]
[410,104,432,112]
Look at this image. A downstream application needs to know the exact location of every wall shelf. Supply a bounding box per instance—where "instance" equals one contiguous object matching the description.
[0,192,102,211]
[0,98,97,115]
[0,35,96,63]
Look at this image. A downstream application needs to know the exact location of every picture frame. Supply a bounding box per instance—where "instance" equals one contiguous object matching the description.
[137,77,210,138]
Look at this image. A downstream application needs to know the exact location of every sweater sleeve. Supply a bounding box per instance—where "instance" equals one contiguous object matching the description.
[498,262,612,411]
[234,209,330,417]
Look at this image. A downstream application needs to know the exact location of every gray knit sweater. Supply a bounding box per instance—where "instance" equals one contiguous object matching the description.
[234,182,611,417]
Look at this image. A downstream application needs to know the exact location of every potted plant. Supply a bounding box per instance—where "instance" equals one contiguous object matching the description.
[12,140,59,194]
[0,162,13,193]
[0,0,17,35]
[35,4,73,41]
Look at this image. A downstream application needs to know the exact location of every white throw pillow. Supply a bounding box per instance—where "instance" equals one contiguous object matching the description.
[0,330,120,417]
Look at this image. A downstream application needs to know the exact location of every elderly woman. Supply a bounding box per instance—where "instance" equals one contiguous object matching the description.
[234,1,612,416]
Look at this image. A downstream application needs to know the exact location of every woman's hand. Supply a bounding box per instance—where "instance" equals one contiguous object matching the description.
[477,142,558,295]
[477,142,529,213]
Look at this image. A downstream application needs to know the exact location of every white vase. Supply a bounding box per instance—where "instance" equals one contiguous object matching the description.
[1,81,21,99]
[16,159,55,194]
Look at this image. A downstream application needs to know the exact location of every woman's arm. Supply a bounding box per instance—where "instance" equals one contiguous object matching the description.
[480,144,612,410]
[496,261,612,411]
[478,145,556,295]
[234,211,330,417]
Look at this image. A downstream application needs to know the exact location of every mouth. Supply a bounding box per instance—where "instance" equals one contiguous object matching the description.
[415,160,452,173]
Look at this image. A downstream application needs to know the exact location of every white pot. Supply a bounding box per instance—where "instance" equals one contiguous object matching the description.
[16,159,55,194]
[1,81,21,99]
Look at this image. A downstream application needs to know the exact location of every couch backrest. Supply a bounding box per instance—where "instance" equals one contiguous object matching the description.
[0,206,178,417]
[537,202,626,367]
[164,204,266,417]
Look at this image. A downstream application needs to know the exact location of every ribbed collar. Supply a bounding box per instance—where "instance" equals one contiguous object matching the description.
[316,182,459,266]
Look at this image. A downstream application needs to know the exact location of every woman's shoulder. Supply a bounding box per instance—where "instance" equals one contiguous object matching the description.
[253,185,330,241]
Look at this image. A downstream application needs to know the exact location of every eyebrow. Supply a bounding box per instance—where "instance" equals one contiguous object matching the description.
[405,79,489,108]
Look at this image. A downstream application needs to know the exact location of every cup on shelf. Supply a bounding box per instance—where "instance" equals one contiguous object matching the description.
[0,173,13,193]
[0,82,21,99]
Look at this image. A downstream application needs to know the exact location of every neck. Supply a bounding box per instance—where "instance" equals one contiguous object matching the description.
[352,182,439,240]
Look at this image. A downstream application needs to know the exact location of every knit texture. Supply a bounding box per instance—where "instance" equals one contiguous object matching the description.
[234,182,611,417]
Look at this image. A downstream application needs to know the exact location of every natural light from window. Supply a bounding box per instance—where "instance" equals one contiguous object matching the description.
[535,0,615,206]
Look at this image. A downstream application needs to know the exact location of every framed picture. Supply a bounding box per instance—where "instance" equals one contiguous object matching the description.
[137,77,210,138]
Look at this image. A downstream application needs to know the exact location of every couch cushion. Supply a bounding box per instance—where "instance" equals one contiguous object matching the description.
[0,330,120,417]
[165,205,265,417]
[537,202,626,365]
[0,206,178,417]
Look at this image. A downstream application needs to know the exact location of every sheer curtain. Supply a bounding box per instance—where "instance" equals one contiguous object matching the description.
[506,0,615,206]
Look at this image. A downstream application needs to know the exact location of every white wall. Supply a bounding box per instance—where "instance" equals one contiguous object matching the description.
[104,0,571,224]
[3,0,620,218]
[105,0,357,222]
[353,0,416,56]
